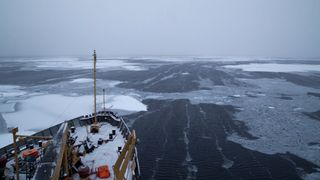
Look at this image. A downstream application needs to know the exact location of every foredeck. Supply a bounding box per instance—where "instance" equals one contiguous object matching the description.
[71,122,125,179]
[0,111,141,180]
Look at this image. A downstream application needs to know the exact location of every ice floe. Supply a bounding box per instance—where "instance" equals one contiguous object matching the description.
[106,95,147,112]
[35,59,144,71]
[70,78,93,83]
[227,92,320,167]
[224,63,320,72]
[4,57,145,71]
[0,85,26,98]
[0,130,34,148]
[0,94,146,147]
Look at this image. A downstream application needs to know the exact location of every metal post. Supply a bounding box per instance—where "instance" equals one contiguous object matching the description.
[63,138,69,177]
[12,127,19,180]
[93,50,97,124]
[90,50,99,133]
[103,89,106,111]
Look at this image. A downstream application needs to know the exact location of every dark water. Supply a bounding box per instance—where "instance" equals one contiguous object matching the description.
[127,99,317,179]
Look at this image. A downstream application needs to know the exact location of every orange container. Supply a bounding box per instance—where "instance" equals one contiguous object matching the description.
[97,165,110,178]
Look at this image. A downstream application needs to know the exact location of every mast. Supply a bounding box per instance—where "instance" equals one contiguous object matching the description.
[103,89,106,111]
[91,50,99,133]
[93,50,97,124]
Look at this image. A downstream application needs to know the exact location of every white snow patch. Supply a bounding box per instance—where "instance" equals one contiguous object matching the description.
[224,63,320,72]
[120,65,145,71]
[0,102,16,113]
[109,95,147,111]
[216,102,225,105]
[70,78,93,83]
[108,81,122,87]
[293,107,303,111]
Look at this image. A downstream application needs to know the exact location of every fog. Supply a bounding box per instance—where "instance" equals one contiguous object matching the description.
[0,0,319,57]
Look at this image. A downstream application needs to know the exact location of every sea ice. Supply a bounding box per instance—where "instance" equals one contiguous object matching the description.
[32,58,144,71]
[226,82,320,167]
[70,78,93,83]
[0,130,34,148]
[0,103,16,113]
[224,63,320,72]
[0,85,26,98]
[0,94,146,147]
[108,95,147,111]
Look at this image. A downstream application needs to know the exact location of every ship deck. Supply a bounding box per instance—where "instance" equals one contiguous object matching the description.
[0,111,140,180]
[71,122,125,179]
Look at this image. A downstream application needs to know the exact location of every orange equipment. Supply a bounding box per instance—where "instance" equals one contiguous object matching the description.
[97,165,110,178]
[22,149,40,162]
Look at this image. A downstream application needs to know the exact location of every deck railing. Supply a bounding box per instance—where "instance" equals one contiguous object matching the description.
[113,130,137,180]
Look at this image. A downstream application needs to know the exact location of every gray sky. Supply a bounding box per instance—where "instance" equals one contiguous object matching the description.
[0,0,319,57]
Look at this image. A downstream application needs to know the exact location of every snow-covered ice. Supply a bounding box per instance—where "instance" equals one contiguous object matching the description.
[2,94,146,131]
[224,63,320,72]
[226,78,320,167]
[70,78,93,83]
[0,103,16,113]
[0,85,26,98]
[0,94,146,147]
[1,57,146,71]
[30,58,144,71]
[0,130,34,148]
[108,95,147,112]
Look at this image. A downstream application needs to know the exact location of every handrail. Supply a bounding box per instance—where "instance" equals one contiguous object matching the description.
[51,123,69,180]
[134,147,141,178]
[113,130,137,180]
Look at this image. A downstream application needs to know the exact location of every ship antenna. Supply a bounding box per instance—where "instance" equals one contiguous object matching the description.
[90,50,99,133]
[93,50,97,123]
[103,89,106,111]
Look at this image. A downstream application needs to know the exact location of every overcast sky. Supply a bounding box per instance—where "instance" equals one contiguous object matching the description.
[0,0,319,57]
